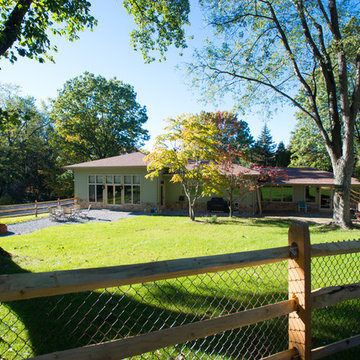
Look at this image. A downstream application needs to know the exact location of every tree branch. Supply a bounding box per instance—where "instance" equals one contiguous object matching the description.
[0,0,33,57]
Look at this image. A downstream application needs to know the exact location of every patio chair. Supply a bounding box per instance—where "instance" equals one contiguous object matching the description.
[63,207,76,220]
[49,207,64,221]
[48,207,56,221]
[79,204,91,219]
[298,201,307,213]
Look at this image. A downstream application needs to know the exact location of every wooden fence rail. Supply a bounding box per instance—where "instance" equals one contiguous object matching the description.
[1,221,360,360]
[0,198,77,218]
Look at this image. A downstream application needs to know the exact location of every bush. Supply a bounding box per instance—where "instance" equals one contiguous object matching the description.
[0,195,14,205]
[206,215,218,224]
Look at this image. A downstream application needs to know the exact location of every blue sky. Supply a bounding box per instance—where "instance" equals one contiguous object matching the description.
[0,0,296,150]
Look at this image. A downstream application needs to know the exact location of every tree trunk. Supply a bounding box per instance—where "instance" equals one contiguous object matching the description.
[188,200,195,221]
[332,158,354,229]
[229,191,233,218]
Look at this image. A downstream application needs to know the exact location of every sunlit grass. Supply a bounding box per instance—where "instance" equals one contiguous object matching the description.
[0,213,48,225]
[1,215,359,359]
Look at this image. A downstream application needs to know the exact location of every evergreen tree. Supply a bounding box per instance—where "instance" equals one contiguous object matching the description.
[275,142,291,168]
[253,124,276,166]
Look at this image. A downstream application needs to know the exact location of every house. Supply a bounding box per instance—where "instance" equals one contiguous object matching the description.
[66,152,360,214]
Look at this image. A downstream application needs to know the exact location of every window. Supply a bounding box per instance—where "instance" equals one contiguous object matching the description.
[124,175,141,204]
[88,175,104,203]
[88,175,141,204]
[261,186,271,201]
[271,187,282,202]
[283,186,293,202]
[261,186,293,202]
[305,186,316,203]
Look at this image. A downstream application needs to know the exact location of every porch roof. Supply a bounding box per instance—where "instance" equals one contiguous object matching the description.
[273,167,360,186]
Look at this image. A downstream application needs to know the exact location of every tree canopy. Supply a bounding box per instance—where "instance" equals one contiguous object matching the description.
[145,113,220,221]
[0,86,69,203]
[0,0,97,63]
[51,72,149,164]
[188,0,360,228]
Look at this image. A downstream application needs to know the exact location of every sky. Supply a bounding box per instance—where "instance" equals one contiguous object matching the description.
[0,0,297,150]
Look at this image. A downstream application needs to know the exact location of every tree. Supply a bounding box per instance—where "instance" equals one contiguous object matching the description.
[0,1,190,64]
[123,0,190,63]
[189,1,360,228]
[252,124,276,167]
[206,110,254,162]
[0,87,63,203]
[0,1,191,130]
[51,72,149,164]
[289,116,332,171]
[0,0,97,64]
[210,154,257,217]
[275,141,291,168]
[145,113,220,221]
[201,111,256,216]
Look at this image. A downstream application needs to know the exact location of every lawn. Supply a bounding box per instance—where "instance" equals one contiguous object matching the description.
[0,213,48,225]
[1,215,359,273]
[1,215,359,360]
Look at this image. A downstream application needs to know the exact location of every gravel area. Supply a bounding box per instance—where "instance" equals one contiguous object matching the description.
[4,209,141,236]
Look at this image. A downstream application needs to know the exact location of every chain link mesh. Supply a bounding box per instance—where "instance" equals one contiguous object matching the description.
[2,244,360,360]
[311,251,360,359]
[0,261,288,360]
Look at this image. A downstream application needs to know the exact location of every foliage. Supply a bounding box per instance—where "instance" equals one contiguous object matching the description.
[123,0,190,63]
[0,87,62,203]
[205,214,218,224]
[252,124,276,167]
[51,72,149,164]
[290,116,332,171]
[203,112,256,217]
[145,113,220,221]
[0,0,97,64]
[189,0,360,228]
[275,142,291,168]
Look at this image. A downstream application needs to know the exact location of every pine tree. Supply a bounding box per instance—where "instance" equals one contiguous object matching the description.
[275,142,291,167]
[253,124,276,166]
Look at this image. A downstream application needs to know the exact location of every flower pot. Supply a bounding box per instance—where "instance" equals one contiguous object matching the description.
[0,223,7,235]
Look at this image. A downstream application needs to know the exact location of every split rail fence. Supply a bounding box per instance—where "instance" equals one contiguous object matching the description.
[0,221,360,359]
[0,198,77,218]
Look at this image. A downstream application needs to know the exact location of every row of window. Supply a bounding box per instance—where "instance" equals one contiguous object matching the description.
[260,186,293,202]
[260,185,332,207]
[88,175,141,204]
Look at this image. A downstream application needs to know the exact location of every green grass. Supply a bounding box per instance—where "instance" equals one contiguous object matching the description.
[1,215,360,359]
[2,215,359,273]
[0,213,48,225]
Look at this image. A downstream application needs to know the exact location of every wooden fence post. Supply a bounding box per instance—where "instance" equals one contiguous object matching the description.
[35,200,38,217]
[288,221,311,359]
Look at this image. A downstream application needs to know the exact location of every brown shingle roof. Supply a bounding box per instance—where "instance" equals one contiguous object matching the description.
[274,167,360,185]
[65,152,147,169]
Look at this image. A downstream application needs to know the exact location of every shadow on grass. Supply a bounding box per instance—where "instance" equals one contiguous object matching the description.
[0,253,291,360]
[2,251,359,360]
